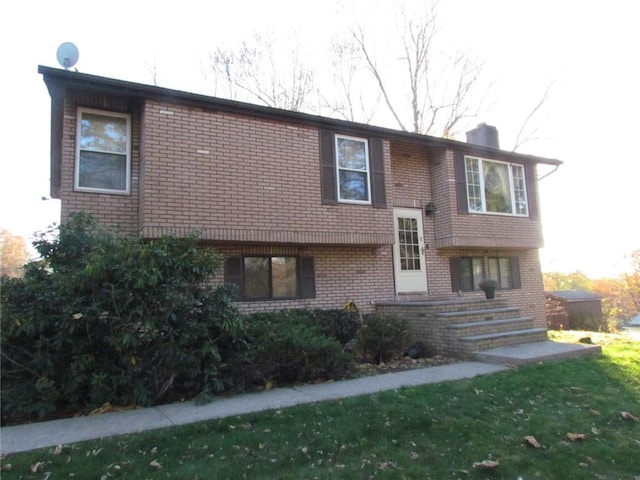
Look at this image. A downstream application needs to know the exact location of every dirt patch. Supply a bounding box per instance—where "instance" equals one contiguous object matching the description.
[353,354,461,377]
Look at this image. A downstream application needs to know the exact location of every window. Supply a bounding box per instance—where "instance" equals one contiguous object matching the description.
[75,108,131,194]
[335,134,371,203]
[450,255,521,292]
[225,256,316,301]
[465,156,528,215]
[452,257,484,291]
[488,257,515,289]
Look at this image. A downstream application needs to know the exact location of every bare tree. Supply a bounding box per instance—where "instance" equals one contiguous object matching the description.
[208,33,314,112]
[350,1,485,136]
[512,83,553,151]
[315,37,380,123]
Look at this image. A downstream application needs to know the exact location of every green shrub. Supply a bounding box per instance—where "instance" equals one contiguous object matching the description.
[357,314,411,364]
[1,213,244,424]
[241,310,354,385]
[310,309,361,345]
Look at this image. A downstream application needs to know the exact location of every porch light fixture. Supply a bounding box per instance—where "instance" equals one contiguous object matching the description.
[425,202,437,216]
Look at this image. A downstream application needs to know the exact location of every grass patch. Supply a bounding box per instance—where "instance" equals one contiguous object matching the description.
[2,334,638,479]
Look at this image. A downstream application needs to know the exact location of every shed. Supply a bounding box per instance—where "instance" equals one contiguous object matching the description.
[545,290,603,331]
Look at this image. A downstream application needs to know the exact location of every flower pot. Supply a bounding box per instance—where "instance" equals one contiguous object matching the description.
[483,287,496,299]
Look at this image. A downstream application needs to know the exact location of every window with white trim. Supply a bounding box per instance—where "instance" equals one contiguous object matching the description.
[465,156,528,215]
[76,108,131,194]
[335,134,371,203]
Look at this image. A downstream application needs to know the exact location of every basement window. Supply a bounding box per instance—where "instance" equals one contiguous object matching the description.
[225,256,316,301]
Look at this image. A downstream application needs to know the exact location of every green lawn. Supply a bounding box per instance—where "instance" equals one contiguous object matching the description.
[2,333,638,479]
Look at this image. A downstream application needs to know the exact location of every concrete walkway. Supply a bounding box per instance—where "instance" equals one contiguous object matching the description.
[0,340,603,456]
[0,362,506,455]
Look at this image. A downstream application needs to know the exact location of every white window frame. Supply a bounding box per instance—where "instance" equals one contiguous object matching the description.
[75,108,131,194]
[335,134,372,204]
[464,156,528,216]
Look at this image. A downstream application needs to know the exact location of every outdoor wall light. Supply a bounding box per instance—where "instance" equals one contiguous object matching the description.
[425,202,437,216]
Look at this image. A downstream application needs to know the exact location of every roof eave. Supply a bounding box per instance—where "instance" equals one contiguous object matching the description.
[38,65,563,166]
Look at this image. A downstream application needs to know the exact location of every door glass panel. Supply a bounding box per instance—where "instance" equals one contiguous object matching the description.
[397,216,421,271]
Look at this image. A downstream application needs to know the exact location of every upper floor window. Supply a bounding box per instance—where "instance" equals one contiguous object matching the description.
[75,108,131,194]
[465,156,528,216]
[335,134,371,204]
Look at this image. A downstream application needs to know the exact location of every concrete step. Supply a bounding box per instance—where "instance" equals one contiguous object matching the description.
[473,340,603,366]
[459,327,548,353]
[447,316,533,334]
[437,306,520,319]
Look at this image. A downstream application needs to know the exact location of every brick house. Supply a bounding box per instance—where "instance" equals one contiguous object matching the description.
[39,66,562,357]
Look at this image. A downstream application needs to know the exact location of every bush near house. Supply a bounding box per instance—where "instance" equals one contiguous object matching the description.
[0,214,408,425]
[356,313,411,364]
[0,214,244,424]
[236,310,355,386]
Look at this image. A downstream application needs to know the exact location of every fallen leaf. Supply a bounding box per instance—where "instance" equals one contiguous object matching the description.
[149,460,162,470]
[524,436,541,448]
[31,461,45,473]
[621,411,639,422]
[1,463,11,471]
[591,426,600,435]
[52,444,63,455]
[567,433,586,441]
[589,409,600,416]
[473,459,499,469]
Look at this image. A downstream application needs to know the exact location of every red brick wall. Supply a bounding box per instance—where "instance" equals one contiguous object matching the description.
[430,148,544,249]
[139,101,393,245]
[53,90,546,322]
[59,91,140,235]
[212,244,396,315]
[387,141,545,327]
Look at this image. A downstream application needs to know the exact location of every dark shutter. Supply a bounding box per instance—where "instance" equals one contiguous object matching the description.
[224,257,243,299]
[510,256,521,289]
[449,257,462,292]
[299,257,316,299]
[369,137,387,208]
[454,151,469,214]
[524,163,538,219]
[319,130,337,204]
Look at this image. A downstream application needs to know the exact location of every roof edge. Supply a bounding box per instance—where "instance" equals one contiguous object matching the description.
[38,65,562,166]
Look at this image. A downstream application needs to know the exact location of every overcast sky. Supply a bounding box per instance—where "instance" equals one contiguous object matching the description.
[1,0,638,277]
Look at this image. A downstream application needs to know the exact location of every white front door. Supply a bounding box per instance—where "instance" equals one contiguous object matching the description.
[393,208,428,294]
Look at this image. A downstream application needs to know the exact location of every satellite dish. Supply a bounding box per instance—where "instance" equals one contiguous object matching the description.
[56,42,79,70]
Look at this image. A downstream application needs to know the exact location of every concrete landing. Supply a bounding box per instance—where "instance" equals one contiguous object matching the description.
[473,340,602,366]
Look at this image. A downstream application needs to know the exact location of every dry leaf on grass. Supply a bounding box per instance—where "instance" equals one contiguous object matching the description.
[567,432,586,441]
[589,409,600,416]
[524,436,541,448]
[473,459,499,469]
[149,460,163,470]
[621,411,639,422]
[30,461,45,473]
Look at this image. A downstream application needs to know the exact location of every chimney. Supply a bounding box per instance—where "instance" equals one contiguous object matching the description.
[466,123,499,148]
